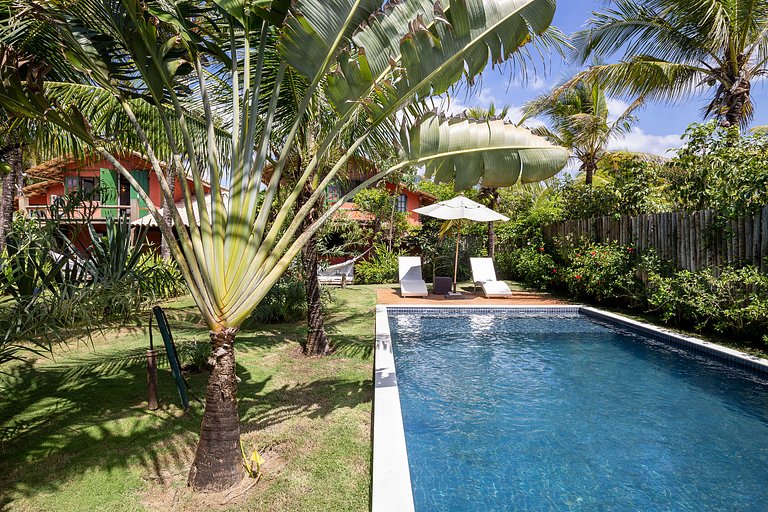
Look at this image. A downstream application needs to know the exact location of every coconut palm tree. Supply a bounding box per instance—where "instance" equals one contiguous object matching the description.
[0,0,569,490]
[466,103,511,258]
[571,0,768,129]
[523,75,643,185]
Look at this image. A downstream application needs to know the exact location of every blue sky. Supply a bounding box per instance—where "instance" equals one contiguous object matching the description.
[443,1,768,156]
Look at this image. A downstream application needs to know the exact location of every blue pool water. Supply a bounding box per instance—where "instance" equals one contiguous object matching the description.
[389,313,768,511]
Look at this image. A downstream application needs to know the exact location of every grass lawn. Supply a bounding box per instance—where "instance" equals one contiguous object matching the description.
[0,285,385,511]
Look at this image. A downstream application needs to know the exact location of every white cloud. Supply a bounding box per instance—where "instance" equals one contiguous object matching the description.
[608,127,683,156]
[476,87,498,105]
[606,98,630,122]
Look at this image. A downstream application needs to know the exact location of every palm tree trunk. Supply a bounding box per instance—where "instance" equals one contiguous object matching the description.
[717,73,750,129]
[188,327,243,491]
[487,188,499,259]
[583,160,597,186]
[300,185,329,356]
[387,182,399,251]
[0,144,22,251]
[161,167,176,259]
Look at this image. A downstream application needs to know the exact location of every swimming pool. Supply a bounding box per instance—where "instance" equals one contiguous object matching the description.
[380,307,768,511]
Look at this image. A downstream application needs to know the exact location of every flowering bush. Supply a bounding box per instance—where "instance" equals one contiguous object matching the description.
[496,244,558,290]
[561,242,645,304]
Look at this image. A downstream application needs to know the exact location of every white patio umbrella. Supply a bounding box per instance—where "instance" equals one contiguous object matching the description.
[414,195,509,293]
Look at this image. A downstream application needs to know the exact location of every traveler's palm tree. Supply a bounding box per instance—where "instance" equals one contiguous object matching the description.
[571,0,768,129]
[524,77,642,185]
[0,0,569,490]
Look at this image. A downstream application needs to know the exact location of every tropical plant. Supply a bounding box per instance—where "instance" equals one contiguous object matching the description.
[572,0,768,129]
[0,0,569,490]
[246,271,310,325]
[524,74,643,184]
[354,243,402,285]
[465,103,512,258]
[135,251,188,300]
[661,121,768,215]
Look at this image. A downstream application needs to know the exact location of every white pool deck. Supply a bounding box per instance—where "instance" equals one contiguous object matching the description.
[371,304,768,512]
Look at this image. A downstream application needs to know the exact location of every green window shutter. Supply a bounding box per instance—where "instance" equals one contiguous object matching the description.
[130,170,150,214]
[99,168,118,219]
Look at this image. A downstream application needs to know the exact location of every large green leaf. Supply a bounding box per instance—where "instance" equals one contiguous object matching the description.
[400,113,569,190]
[325,0,556,120]
[277,0,382,81]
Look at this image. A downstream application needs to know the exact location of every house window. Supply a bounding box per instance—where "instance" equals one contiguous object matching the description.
[326,183,342,204]
[65,176,79,193]
[80,177,96,195]
[396,193,408,213]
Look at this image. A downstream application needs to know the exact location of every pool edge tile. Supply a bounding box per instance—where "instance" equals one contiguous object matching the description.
[580,307,768,377]
[372,305,415,512]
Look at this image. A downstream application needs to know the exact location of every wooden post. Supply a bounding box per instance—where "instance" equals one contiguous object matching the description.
[761,206,768,272]
[147,349,159,410]
[753,213,761,265]
[453,222,461,294]
[130,198,139,222]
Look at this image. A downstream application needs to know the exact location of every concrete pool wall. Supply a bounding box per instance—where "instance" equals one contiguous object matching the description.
[372,304,768,512]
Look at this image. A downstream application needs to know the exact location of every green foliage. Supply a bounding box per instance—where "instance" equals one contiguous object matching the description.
[561,242,646,305]
[647,267,768,338]
[316,218,368,260]
[495,184,564,245]
[354,244,400,285]
[496,244,557,290]
[86,218,146,283]
[353,187,411,250]
[663,122,768,216]
[0,212,185,365]
[416,180,457,202]
[177,339,211,373]
[136,252,188,301]
[246,272,308,325]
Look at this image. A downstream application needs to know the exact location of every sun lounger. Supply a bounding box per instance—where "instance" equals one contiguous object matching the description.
[470,257,513,298]
[398,256,429,298]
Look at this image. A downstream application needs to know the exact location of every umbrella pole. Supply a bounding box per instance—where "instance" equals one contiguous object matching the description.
[453,221,461,293]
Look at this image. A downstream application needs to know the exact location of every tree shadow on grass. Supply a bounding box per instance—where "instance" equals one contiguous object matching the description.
[0,333,371,509]
[0,347,202,508]
[239,376,371,434]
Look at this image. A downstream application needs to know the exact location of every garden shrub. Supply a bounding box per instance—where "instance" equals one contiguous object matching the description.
[562,242,645,305]
[647,266,768,339]
[247,272,308,324]
[496,244,557,290]
[355,244,401,284]
[136,252,188,301]
[177,339,212,373]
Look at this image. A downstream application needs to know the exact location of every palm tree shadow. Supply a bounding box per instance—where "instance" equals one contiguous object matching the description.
[0,337,372,508]
[239,376,371,434]
[0,347,203,508]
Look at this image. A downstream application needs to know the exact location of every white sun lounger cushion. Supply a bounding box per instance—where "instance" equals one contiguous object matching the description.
[470,258,513,297]
[399,257,429,298]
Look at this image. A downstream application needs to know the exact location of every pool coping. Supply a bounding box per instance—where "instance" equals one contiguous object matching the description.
[371,304,768,512]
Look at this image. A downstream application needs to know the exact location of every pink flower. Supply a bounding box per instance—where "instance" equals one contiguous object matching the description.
[590,251,596,256]
[575,275,582,280]
[539,247,545,252]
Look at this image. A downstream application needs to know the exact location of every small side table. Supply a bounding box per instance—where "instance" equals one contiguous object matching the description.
[433,276,453,295]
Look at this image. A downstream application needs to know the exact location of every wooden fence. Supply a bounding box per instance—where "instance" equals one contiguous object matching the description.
[542,206,768,272]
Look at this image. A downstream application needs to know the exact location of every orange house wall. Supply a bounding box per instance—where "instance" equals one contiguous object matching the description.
[383,182,427,224]
[29,154,211,209]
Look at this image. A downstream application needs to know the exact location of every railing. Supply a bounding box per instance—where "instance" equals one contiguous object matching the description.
[24,203,134,221]
[542,206,768,272]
